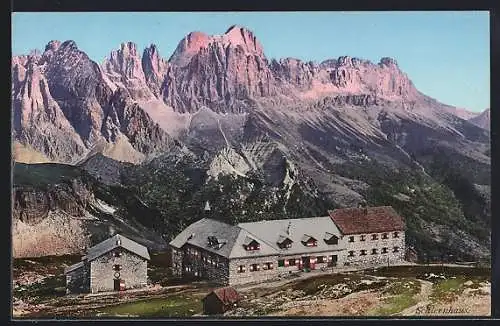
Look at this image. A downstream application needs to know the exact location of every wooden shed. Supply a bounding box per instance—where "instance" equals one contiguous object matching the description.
[202,286,240,315]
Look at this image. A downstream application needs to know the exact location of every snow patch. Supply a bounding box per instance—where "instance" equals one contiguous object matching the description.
[95,199,117,214]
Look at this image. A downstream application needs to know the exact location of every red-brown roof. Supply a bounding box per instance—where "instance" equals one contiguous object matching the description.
[206,286,240,305]
[328,206,405,235]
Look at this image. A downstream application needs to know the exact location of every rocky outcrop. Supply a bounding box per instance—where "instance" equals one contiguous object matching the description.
[468,108,490,131]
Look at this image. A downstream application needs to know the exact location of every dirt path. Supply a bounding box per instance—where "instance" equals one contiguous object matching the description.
[395,279,433,316]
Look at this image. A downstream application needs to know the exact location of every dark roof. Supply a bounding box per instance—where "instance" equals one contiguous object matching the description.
[328,206,405,235]
[86,234,150,261]
[204,287,240,305]
[324,232,338,240]
[64,261,84,274]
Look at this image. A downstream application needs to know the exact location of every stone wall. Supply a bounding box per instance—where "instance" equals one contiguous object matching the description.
[343,230,405,268]
[171,247,183,277]
[274,249,346,274]
[66,263,90,294]
[228,255,280,286]
[176,244,230,285]
[89,248,148,293]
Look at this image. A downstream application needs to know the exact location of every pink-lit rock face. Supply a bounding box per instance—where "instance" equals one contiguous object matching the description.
[11,25,487,165]
[102,42,154,100]
[142,44,168,97]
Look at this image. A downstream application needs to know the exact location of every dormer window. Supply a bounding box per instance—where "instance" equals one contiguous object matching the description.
[277,235,293,249]
[207,235,227,250]
[301,235,317,247]
[324,232,339,245]
[243,236,260,251]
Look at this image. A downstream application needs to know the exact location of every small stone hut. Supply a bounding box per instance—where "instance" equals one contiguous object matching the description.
[64,234,150,294]
[202,286,240,315]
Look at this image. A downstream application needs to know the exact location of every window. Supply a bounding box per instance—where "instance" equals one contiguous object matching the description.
[238,265,246,273]
[113,251,121,258]
[360,235,366,242]
[382,233,388,240]
[382,247,388,254]
[360,250,367,256]
[348,236,355,243]
[393,232,399,238]
[113,264,121,271]
[288,259,296,266]
[372,234,378,240]
[250,264,259,272]
[278,260,285,267]
[317,256,325,263]
[348,251,355,257]
[263,262,273,270]
[393,246,400,253]
[371,248,378,255]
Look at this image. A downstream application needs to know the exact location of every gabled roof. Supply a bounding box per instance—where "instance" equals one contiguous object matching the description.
[238,216,344,255]
[328,206,405,235]
[169,218,279,259]
[204,286,240,304]
[169,218,243,258]
[64,261,84,274]
[85,234,150,262]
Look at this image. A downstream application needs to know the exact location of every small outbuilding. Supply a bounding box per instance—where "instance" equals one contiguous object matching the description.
[202,286,240,315]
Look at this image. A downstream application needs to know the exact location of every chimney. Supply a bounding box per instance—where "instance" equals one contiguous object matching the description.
[286,221,292,235]
[116,236,121,246]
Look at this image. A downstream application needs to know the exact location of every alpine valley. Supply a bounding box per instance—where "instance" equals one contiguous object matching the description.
[11,26,490,262]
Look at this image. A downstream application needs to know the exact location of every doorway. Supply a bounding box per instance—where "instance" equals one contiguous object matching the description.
[330,255,338,266]
[301,256,311,269]
[114,279,121,291]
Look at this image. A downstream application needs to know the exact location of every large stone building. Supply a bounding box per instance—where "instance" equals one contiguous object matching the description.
[329,206,406,267]
[64,234,150,294]
[169,206,406,286]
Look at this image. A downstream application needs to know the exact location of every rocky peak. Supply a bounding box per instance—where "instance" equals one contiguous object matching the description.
[222,25,264,55]
[103,42,153,100]
[169,31,211,67]
[45,40,61,52]
[169,26,265,68]
[120,41,139,57]
[379,57,398,68]
[142,44,168,97]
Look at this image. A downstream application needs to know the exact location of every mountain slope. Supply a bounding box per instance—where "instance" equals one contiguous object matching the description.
[468,108,490,131]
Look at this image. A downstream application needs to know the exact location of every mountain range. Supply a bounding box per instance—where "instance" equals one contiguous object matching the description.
[11,26,491,261]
